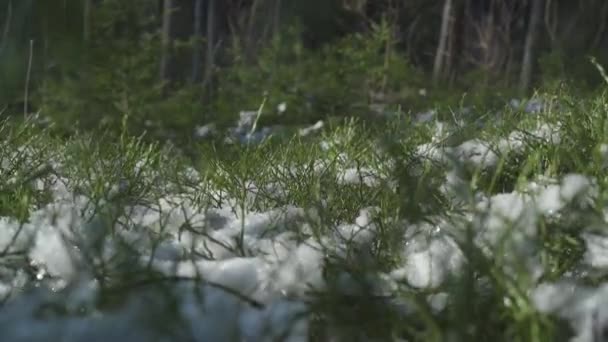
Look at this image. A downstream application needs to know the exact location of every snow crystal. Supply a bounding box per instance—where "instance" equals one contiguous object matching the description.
[337,167,381,187]
[452,139,499,168]
[496,131,526,153]
[194,123,216,139]
[534,174,595,214]
[476,191,538,249]
[176,257,269,300]
[29,224,78,280]
[415,109,436,123]
[273,239,326,296]
[533,282,608,342]
[0,217,33,254]
[277,102,287,114]
[535,183,563,214]
[560,174,594,203]
[583,233,608,269]
[393,233,463,289]
[416,143,446,164]
[534,123,561,144]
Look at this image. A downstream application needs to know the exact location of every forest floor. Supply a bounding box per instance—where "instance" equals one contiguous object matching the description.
[0,91,606,341]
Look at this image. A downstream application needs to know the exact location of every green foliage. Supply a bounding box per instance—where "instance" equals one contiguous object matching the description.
[215,21,424,127]
[538,50,608,93]
[0,119,55,221]
[5,89,608,340]
[39,18,429,138]
[34,0,205,141]
[0,0,84,106]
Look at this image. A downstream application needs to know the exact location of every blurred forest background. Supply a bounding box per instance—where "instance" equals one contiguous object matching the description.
[1,0,607,142]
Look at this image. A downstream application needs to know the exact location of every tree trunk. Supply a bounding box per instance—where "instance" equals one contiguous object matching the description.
[448,0,465,86]
[202,0,215,92]
[83,0,91,43]
[519,0,543,95]
[191,0,204,83]
[591,0,608,50]
[273,0,282,39]
[433,0,452,84]
[0,0,12,57]
[160,0,173,89]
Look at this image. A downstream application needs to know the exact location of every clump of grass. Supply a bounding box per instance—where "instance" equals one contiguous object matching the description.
[1,89,608,340]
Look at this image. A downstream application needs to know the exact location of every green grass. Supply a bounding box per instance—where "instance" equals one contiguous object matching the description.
[1,90,608,341]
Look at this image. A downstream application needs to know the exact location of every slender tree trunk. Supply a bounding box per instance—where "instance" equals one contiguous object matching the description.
[191,0,204,83]
[519,0,543,95]
[273,0,282,39]
[160,0,173,89]
[444,0,460,84]
[202,0,215,92]
[591,0,608,50]
[83,0,91,43]
[0,0,12,56]
[448,0,464,86]
[433,0,452,84]
[24,39,33,117]
[245,0,261,60]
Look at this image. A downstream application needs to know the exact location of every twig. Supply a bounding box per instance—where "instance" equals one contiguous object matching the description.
[24,39,34,118]
[590,57,608,86]
[249,95,267,136]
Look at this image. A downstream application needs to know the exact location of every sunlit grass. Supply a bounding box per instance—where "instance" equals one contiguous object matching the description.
[0,91,607,340]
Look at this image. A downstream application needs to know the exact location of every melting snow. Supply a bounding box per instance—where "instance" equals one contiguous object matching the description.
[2,111,607,340]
